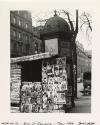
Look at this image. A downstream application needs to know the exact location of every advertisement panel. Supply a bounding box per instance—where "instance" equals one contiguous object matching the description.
[45,38,58,55]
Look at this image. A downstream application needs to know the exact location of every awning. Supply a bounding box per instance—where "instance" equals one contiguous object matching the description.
[11,52,55,63]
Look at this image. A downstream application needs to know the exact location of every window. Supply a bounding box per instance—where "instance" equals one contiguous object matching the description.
[18,32,22,40]
[25,35,28,40]
[13,30,17,38]
[34,42,38,54]
[13,30,16,38]
[25,35,29,41]
[25,23,28,29]
[13,17,16,24]
[18,20,22,26]
[22,60,42,82]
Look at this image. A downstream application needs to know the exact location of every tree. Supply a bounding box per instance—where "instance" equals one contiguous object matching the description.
[62,10,78,40]
[80,12,92,44]
[80,12,92,32]
[61,10,78,101]
[61,10,92,99]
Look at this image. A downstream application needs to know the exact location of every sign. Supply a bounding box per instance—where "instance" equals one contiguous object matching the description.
[55,92,66,104]
[56,57,66,66]
[11,52,51,63]
[45,38,58,55]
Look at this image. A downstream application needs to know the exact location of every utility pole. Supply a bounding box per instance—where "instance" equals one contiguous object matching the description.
[74,9,78,98]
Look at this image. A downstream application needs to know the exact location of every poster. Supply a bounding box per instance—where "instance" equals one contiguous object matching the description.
[45,38,58,55]
[21,82,42,113]
[42,57,68,111]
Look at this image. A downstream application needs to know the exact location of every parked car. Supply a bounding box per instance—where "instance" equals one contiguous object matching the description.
[83,72,91,95]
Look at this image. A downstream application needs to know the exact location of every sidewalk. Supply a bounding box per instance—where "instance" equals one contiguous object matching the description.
[67,82,91,113]
[67,95,91,113]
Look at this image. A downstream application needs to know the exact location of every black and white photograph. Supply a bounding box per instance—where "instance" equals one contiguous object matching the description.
[10,9,92,113]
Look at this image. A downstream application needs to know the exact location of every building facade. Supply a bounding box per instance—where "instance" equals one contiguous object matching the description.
[32,26,42,54]
[76,41,91,78]
[10,11,34,57]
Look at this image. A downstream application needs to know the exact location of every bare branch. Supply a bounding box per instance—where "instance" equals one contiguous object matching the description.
[62,10,75,32]
[80,12,92,31]
[84,13,92,31]
[75,9,78,35]
[80,22,86,30]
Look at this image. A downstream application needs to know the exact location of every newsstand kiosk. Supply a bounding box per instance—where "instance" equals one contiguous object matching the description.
[10,14,75,113]
[11,52,74,113]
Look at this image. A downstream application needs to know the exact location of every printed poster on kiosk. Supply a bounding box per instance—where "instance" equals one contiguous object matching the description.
[45,38,58,55]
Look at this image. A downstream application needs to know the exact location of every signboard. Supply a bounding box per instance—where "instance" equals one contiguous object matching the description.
[45,38,58,55]
[55,92,66,104]
[11,52,51,63]
[56,57,66,66]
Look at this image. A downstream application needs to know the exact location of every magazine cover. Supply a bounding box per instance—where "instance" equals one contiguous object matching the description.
[0,0,99,124]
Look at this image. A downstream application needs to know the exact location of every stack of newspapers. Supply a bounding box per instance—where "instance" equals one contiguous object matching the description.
[10,64,21,104]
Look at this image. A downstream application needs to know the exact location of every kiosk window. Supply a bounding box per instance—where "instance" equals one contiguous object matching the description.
[21,60,42,82]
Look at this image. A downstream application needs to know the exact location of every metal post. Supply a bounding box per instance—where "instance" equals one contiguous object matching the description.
[71,40,75,107]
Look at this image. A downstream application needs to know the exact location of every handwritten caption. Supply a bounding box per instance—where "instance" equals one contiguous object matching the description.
[1,122,95,125]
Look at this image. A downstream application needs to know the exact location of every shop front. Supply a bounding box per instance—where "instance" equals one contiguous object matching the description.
[10,53,72,113]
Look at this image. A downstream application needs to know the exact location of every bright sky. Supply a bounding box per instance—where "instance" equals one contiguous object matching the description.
[31,10,92,51]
